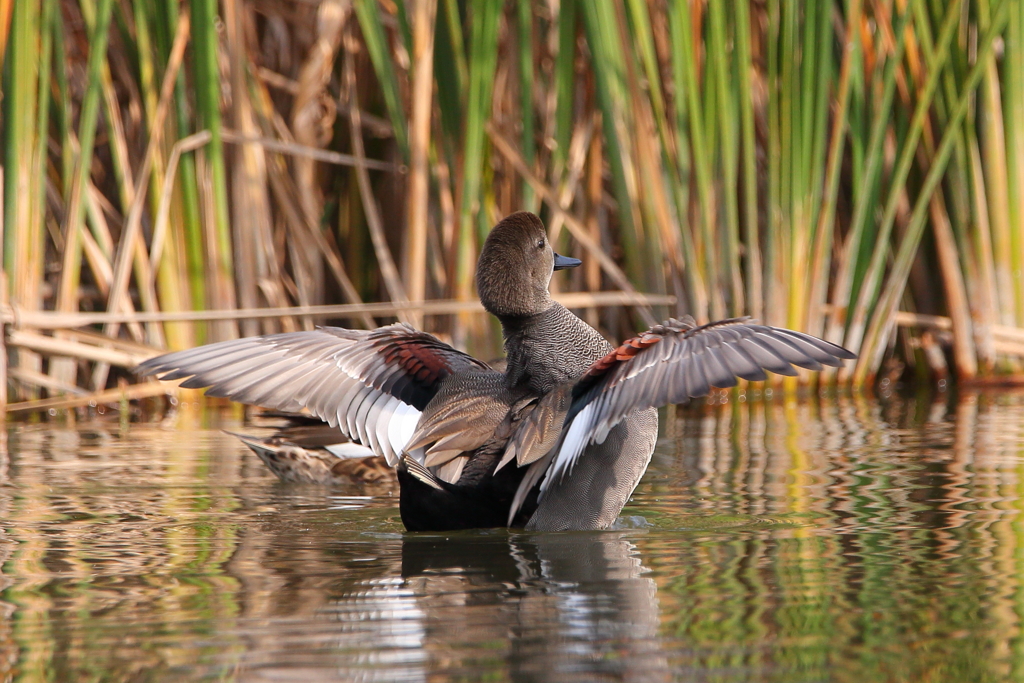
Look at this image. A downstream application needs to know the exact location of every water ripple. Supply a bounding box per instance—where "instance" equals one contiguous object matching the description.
[0,394,1023,681]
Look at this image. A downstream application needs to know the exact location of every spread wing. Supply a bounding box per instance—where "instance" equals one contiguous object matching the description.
[136,323,491,465]
[505,317,857,520]
[548,316,856,482]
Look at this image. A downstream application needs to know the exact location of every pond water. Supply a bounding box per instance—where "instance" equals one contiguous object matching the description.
[2,390,1024,681]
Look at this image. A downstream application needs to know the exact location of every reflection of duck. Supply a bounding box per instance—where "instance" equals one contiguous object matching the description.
[139,212,854,532]
[401,532,669,683]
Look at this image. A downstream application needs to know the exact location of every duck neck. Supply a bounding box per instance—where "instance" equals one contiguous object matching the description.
[499,303,613,395]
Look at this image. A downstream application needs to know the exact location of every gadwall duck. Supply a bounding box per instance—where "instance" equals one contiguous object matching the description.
[226,416,395,486]
[138,211,855,532]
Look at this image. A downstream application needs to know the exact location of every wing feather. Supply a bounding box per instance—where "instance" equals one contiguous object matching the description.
[135,324,489,463]
[737,336,799,376]
[751,330,822,370]
[717,341,767,382]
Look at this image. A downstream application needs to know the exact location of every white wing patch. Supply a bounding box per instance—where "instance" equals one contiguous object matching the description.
[331,385,422,466]
[325,442,376,459]
[388,402,421,462]
[542,402,597,492]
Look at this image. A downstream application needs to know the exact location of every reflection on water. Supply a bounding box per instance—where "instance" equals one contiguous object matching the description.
[1,391,1023,681]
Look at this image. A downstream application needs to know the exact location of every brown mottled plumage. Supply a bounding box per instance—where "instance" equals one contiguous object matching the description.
[227,420,395,487]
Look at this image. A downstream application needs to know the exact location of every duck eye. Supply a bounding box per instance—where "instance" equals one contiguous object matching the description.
[537,239,545,249]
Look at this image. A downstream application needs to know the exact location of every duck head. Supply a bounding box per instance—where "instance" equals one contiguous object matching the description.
[476,212,581,319]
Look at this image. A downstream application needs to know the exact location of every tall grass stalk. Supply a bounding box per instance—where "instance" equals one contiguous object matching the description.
[50,0,114,389]
[192,0,236,340]
[806,0,861,341]
[354,0,409,157]
[1007,2,1024,326]
[2,0,49,397]
[734,0,763,323]
[403,0,437,327]
[452,2,499,350]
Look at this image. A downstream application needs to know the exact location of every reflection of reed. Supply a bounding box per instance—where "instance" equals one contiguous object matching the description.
[0,429,17,679]
[963,391,1024,671]
[648,391,1024,680]
[1,423,276,680]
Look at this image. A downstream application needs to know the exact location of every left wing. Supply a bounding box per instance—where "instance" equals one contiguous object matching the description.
[136,324,490,466]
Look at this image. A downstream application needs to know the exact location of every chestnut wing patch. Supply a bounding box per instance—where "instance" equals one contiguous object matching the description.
[369,329,488,410]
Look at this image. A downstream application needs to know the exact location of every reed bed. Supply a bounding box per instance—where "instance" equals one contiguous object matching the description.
[2,0,1024,410]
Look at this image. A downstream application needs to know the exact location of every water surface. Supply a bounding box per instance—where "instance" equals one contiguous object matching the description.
[2,391,1023,681]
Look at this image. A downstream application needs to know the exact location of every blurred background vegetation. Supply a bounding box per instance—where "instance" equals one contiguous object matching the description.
[2,0,1024,407]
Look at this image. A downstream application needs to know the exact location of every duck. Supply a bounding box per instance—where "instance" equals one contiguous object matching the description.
[225,415,395,486]
[137,211,855,532]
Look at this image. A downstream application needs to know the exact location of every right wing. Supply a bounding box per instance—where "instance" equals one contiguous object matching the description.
[136,323,491,465]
